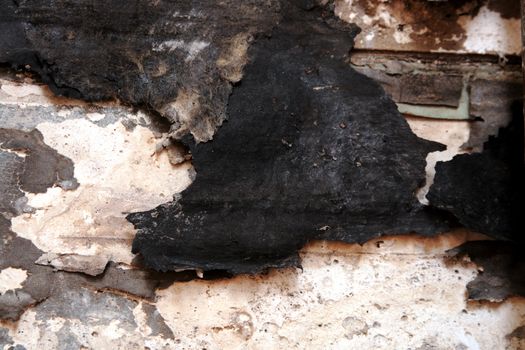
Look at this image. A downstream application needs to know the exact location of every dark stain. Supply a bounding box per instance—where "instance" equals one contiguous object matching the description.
[0,328,14,348]
[0,215,195,321]
[428,116,524,242]
[128,1,452,275]
[0,152,25,216]
[348,0,486,52]
[142,303,175,339]
[487,0,521,19]
[0,0,281,141]
[0,128,78,193]
[447,241,525,300]
[506,325,525,340]
[465,78,523,150]
[0,216,53,320]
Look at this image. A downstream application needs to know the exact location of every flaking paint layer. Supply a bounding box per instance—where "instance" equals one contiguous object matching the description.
[11,118,192,274]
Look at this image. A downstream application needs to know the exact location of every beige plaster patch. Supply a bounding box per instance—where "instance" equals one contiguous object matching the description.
[11,119,192,274]
[0,268,28,295]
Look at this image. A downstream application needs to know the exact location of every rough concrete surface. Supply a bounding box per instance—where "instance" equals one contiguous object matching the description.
[0,70,523,349]
[0,0,524,348]
[2,233,525,349]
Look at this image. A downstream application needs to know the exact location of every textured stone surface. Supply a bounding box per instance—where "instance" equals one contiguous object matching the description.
[151,235,525,350]
[1,0,522,274]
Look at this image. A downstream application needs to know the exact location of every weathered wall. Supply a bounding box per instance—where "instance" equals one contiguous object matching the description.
[1,0,524,349]
[336,0,521,55]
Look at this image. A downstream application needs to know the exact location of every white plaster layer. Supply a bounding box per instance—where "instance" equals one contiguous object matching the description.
[0,78,117,108]
[11,118,192,272]
[335,0,521,55]
[154,233,524,350]
[405,116,471,204]
[4,304,181,350]
[459,5,521,55]
[6,233,525,350]
[0,268,28,295]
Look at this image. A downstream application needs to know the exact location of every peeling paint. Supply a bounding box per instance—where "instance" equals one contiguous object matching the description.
[405,117,471,204]
[0,1,523,347]
[128,6,450,273]
[10,118,192,274]
[335,0,522,55]
[153,234,524,349]
[0,0,282,142]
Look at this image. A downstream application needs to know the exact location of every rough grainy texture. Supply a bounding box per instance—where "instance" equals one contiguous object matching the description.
[0,0,280,142]
[335,0,521,55]
[351,51,523,151]
[428,119,524,242]
[3,232,525,349]
[1,0,521,275]
[0,125,80,219]
[128,3,451,274]
[0,152,25,217]
[447,241,525,301]
[0,0,523,347]
[467,78,523,149]
[0,214,195,321]
[0,128,78,194]
[150,236,525,350]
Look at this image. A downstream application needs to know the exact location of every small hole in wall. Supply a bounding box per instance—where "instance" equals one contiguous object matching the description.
[472,116,485,122]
